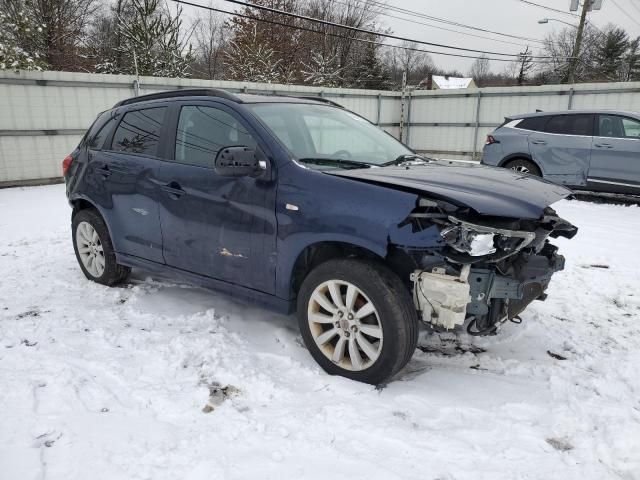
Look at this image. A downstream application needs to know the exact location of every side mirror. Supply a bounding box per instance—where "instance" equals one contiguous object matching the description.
[214,146,265,177]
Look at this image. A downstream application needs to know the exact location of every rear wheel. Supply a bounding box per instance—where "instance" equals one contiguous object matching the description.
[504,158,541,177]
[297,258,418,385]
[72,209,130,286]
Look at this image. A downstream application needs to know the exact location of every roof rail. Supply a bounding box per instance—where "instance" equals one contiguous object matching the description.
[114,88,240,108]
[294,96,344,108]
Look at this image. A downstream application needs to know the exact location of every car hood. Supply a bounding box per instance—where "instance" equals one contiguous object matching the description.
[328,161,572,219]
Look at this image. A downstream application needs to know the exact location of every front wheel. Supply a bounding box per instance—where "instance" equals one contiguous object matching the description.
[297,259,418,385]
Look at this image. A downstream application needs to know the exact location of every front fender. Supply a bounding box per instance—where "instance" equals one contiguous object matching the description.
[275,164,437,299]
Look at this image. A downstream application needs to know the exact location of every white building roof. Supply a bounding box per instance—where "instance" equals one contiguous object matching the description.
[432,75,474,89]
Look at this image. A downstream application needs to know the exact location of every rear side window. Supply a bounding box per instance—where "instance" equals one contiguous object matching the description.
[174,105,257,167]
[516,116,548,132]
[598,114,640,138]
[89,116,117,149]
[545,114,593,136]
[111,107,167,156]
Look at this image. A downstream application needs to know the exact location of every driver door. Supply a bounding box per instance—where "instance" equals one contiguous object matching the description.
[156,102,277,294]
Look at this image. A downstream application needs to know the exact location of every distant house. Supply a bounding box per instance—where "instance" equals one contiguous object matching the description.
[420,75,476,90]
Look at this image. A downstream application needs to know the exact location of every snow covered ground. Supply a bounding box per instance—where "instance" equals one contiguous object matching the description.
[1,184,639,480]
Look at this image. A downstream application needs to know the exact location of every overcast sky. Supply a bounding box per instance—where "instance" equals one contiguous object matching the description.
[179,0,640,74]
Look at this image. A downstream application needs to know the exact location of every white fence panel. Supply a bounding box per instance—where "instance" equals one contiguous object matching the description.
[3,70,640,185]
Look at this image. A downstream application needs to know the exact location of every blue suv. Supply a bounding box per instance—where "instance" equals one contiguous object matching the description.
[64,89,577,384]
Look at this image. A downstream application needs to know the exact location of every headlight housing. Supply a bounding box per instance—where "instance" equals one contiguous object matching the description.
[440,216,536,257]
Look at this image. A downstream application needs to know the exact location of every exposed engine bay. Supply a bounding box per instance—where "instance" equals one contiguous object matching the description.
[403,197,578,336]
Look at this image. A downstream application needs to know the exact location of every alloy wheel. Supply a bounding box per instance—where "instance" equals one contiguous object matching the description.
[307,280,383,371]
[512,165,531,174]
[76,221,105,278]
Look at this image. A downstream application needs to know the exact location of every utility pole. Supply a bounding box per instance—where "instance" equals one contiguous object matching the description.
[399,69,407,143]
[566,0,591,84]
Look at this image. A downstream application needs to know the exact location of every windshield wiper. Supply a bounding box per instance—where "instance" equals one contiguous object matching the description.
[382,154,431,167]
[298,158,373,169]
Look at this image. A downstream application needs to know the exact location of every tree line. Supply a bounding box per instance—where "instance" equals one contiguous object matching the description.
[1,0,639,89]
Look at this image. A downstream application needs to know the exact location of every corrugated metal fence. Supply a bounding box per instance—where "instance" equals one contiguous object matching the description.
[2,70,640,186]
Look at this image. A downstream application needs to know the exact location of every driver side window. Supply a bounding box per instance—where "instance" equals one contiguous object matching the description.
[174,105,257,167]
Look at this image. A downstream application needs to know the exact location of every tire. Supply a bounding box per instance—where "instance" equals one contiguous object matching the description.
[297,258,419,385]
[72,208,130,286]
[504,158,541,177]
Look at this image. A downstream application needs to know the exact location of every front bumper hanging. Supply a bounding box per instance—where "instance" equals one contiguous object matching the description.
[411,248,566,333]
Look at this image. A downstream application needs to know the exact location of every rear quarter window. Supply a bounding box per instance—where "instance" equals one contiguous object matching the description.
[88,116,117,150]
[516,116,549,132]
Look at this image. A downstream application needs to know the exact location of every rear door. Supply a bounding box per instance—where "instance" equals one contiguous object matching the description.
[88,105,168,263]
[528,113,593,186]
[156,101,278,294]
[589,114,640,194]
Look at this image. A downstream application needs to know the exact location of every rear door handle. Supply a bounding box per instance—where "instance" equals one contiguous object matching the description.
[530,139,547,145]
[594,143,614,148]
[160,181,186,199]
[97,165,111,178]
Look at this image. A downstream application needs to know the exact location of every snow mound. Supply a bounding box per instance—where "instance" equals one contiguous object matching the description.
[1,184,639,479]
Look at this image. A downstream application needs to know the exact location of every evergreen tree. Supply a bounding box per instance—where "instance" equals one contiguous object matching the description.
[595,27,628,80]
[301,51,344,87]
[95,0,193,77]
[225,24,283,83]
[347,41,392,89]
[0,7,46,71]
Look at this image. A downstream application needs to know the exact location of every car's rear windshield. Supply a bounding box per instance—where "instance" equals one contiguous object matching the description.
[247,103,413,166]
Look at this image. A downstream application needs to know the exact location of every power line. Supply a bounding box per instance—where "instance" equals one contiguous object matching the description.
[516,0,580,17]
[623,0,640,21]
[344,0,547,45]
[611,0,640,27]
[173,0,561,64]
[212,0,567,59]
[333,0,542,48]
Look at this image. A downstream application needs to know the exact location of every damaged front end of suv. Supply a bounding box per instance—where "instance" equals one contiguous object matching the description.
[332,162,579,337]
[402,198,577,335]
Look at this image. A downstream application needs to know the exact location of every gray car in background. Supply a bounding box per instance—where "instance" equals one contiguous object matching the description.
[481,110,640,195]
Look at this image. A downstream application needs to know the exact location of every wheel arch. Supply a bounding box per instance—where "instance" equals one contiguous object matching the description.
[286,240,385,300]
[69,196,116,248]
[70,195,101,216]
[499,153,544,175]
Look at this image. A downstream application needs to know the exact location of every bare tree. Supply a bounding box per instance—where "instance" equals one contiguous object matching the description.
[383,41,435,87]
[86,0,131,73]
[539,24,600,83]
[516,46,533,85]
[469,55,490,86]
[192,6,228,79]
[623,37,640,81]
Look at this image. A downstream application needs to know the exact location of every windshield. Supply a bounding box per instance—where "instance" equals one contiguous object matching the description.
[247,103,414,167]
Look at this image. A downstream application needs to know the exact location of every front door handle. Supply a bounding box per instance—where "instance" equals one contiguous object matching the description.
[530,139,547,145]
[594,143,614,148]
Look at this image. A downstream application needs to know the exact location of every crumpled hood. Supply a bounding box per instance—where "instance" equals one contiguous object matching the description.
[328,161,573,219]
